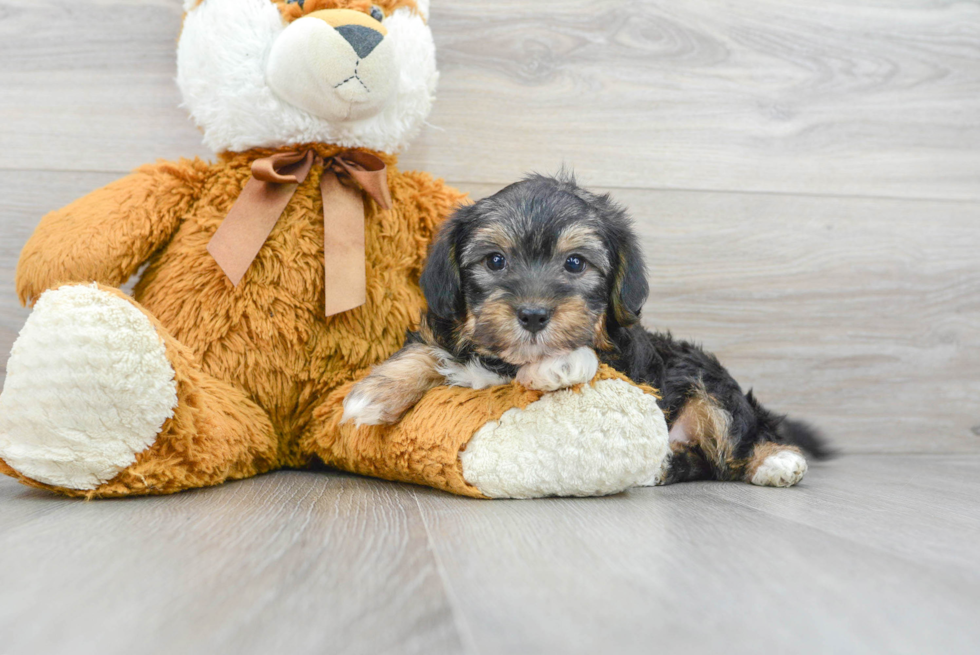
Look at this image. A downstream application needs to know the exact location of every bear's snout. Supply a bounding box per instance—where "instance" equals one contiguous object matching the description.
[266,8,397,123]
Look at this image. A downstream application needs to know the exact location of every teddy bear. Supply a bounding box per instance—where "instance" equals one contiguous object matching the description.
[0,0,669,499]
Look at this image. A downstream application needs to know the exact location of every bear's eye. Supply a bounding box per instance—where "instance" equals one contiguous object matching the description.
[486,253,507,272]
[286,0,304,8]
[370,5,384,21]
[564,255,587,274]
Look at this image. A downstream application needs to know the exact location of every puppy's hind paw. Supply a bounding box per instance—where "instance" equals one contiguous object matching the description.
[750,449,808,487]
[517,347,599,392]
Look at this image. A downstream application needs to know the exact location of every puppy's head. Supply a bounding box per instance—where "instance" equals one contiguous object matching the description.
[420,173,648,365]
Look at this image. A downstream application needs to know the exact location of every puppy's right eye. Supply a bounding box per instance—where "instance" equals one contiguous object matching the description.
[486,253,507,271]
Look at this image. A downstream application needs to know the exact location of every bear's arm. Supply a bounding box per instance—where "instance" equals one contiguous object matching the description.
[16,158,212,305]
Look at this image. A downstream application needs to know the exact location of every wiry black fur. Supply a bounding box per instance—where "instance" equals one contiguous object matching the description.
[417,173,831,482]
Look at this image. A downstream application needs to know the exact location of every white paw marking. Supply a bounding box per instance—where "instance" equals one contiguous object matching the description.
[751,450,808,487]
[516,347,599,392]
[340,385,390,426]
[435,352,510,390]
[0,284,178,490]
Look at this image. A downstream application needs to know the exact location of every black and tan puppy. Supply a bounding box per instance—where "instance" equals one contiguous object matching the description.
[342,173,830,486]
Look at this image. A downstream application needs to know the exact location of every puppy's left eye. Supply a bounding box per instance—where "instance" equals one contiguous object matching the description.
[486,252,507,271]
[564,255,587,274]
[369,5,384,21]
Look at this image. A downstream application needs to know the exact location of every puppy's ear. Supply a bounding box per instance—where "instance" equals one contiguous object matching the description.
[609,239,649,327]
[581,190,648,328]
[420,211,466,320]
[573,186,649,328]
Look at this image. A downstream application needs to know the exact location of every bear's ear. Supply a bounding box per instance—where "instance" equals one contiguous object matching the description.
[420,212,466,321]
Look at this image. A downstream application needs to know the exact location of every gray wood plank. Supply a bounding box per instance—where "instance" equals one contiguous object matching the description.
[0,171,119,357]
[700,454,980,577]
[0,0,211,169]
[0,471,466,655]
[1,0,978,201]
[413,455,980,655]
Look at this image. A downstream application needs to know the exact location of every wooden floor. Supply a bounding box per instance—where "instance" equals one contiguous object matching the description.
[2,457,979,654]
[1,0,979,652]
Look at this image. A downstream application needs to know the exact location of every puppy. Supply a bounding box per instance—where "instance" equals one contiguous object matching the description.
[342,173,831,486]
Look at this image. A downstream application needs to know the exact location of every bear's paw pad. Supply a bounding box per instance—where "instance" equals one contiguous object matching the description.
[459,378,669,498]
[0,284,178,490]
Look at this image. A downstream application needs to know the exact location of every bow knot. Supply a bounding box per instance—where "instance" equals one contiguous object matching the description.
[207,149,392,316]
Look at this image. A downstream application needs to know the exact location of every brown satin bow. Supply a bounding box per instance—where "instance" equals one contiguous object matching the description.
[207,149,392,316]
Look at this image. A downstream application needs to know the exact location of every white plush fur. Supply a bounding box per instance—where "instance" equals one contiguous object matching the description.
[516,347,599,392]
[460,378,670,499]
[177,0,437,154]
[751,450,808,487]
[0,285,178,490]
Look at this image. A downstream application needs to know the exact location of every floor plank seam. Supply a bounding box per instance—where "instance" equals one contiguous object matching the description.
[3,167,980,207]
[391,178,980,206]
[412,490,482,655]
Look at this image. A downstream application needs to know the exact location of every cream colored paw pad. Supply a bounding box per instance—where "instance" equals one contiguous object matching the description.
[751,450,808,487]
[460,379,669,499]
[0,284,178,490]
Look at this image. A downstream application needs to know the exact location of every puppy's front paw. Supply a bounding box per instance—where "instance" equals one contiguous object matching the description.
[516,347,600,392]
[341,379,404,426]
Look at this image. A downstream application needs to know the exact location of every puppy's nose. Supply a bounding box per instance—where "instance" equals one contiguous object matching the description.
[336,24,384,58]
[517,307,551,334]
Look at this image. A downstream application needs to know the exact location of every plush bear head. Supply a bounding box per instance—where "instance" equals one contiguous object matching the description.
[177,0,436,154]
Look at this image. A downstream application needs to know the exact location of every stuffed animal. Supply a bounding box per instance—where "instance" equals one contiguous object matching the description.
[0,0,669,499]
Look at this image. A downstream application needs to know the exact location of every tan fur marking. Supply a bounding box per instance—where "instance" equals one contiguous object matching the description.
[472,298,523,356]
[466,224,515,259]
[555,224,599,255]
[610,251,638,326]
[592,313,613,351]
[673,383,734,474]
[745,442,803,480]
[549,297,599,350]
[345,343,445,424]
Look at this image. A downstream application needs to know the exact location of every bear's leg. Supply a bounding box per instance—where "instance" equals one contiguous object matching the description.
[300,368,670,499]
[0,284,279,497]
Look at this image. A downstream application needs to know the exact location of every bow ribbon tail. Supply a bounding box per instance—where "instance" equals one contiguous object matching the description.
[207,151,315,286]
[319,170,368,317]
[320,153,392,317]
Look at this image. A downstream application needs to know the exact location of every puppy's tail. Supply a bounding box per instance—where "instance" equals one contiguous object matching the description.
[777,418,836,460]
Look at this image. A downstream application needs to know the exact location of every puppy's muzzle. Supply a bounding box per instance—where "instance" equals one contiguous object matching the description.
[517,306,552,334]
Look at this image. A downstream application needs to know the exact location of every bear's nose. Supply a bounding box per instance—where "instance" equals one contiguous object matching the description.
[336,24,383,58]
[517,307,552,334]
